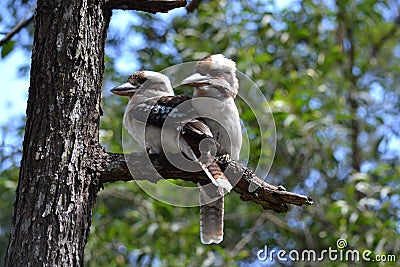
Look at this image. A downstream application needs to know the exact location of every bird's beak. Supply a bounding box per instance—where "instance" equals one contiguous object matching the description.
[181,73,211,87]
[111,82,137,97]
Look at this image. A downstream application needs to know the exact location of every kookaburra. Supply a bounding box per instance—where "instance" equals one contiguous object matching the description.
[181,54,242,161]
[111,70,232,244]
[182,54,242,244]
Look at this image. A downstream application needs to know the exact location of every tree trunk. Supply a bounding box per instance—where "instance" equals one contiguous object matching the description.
[4,1,110,265]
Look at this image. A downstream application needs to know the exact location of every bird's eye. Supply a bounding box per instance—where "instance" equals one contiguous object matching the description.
[128,73,147,85]
[200,55,213,62]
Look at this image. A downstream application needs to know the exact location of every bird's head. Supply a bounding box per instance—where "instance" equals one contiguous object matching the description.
[181,54,239,98]
[111,70,173,98]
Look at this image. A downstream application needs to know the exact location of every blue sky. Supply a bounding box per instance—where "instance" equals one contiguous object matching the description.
[0,51,29,125]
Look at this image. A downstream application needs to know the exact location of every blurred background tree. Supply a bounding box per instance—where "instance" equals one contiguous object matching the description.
[1,0,399,265]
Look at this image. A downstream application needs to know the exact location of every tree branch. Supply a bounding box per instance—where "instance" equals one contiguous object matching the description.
[106,0,186,13]
[99,152,313,213]
[371,21,399,58]
[0,5,35,47]
[186,0,201,13]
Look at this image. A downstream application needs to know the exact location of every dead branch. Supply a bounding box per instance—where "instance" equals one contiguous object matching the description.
[99,152,313,213]
[106,0,186,13]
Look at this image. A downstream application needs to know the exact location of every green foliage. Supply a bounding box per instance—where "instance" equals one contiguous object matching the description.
[1,0,400,266]
[0,167,18,262]
[0,120,24,263]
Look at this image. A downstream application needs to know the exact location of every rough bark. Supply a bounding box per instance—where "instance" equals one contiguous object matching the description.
[4,1,110,266]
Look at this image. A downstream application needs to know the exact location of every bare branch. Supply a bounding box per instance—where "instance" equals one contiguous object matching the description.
[0,5,36,47]
[229,212,269,257]
[99,152,313,212]
[107,0,186,13]
[371,24,399,58]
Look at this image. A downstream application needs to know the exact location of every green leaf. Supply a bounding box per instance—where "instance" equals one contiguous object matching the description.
[1,40,15,58]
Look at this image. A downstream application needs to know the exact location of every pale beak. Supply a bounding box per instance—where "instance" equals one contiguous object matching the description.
[181,73,211,87]
[111,82,137,97]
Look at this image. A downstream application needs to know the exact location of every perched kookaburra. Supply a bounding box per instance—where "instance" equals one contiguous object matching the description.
[181,54,242,160]
[111,70,232,244]
[182,55,242,244]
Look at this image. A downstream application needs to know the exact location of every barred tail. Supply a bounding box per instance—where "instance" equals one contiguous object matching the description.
[200,191,224,244]
[198,162,232,245]
[207,161,232,192]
